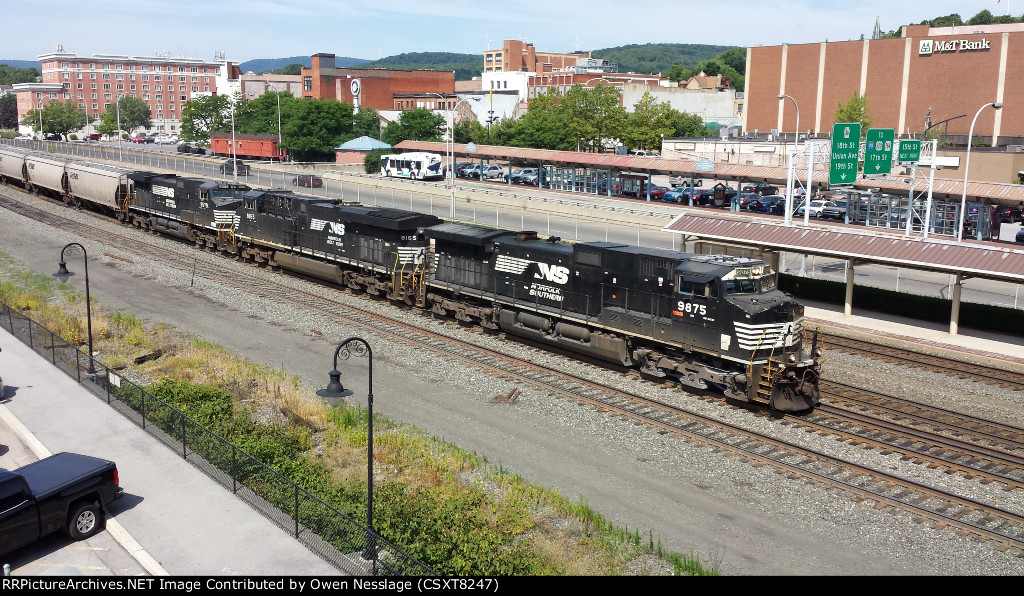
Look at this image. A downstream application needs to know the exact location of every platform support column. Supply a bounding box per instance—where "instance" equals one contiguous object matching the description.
[949,272,964,336]
[844,259,855,317]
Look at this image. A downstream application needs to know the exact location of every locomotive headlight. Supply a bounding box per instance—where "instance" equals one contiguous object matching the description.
[814,348,823,358]
[787,353,798,364]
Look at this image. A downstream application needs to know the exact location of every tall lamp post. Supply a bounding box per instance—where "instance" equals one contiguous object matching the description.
[447,96,481,219]
[777,94,801,225]
[53,243,95,375]
[115,93,126,161]
[316,337,377,569]
[265,82,283,147]
[958,101,1002,242]
[423,92,452,194]
[230,95,238,182]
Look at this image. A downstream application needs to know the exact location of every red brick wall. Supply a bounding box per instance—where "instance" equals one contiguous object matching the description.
[819,41,864,128]
[334,69,455,111]
[863,38,906,132]
[746,45,783,134]
[781,43,820,134]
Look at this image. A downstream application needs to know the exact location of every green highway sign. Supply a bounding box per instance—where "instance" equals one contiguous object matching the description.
[864,128,895,174]
[829,122,862,185]
[897,139,922,163]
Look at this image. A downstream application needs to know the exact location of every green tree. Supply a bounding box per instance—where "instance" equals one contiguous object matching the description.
[20,101,91,140]
[179,94,232,146]
[967,9,993,26]
[271,63,304,75]
[381,108,445,145]
[452,118,486,144]
[672,111,715,138]
[0,94,17,129]
[0,65,39,85]
[503,92,574,150]
[95,96,151,138]
[620,93,676,151]
[281,98,355,160]
[352,107,381,139]
[363,148,388,174]
[834,91,872,132]
[561,84,626,152]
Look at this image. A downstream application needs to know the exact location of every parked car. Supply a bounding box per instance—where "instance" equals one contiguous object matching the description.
[455,162,476,178]
[821,200,849,220]
[1017,228,1024,244]
[669,175,702,188]
[742,182,779,196]
[0,452,123,557]
[736,192,761,210]
[463,164,503,180]
[508,168,540,185]
[177,141,205,155]
[154,134,177,144]
[751,195,786,214]
[794,200,834,218]
[663,186,695,203]
[630,150,661,158]
[993,205,1023,223]
[85,133,102,141]
[130,135,147,144]
[219,159,250,175]
[144,135,156,143]
[292,174,324,188]
[43,133,61,141]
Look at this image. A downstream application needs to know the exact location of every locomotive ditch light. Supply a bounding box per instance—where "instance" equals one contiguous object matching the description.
[787,353,798,364]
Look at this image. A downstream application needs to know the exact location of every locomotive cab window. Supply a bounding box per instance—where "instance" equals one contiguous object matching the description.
[677,277,712,298]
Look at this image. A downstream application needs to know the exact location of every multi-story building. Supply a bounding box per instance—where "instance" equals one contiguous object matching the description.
[15,47,224,134]
[300,53,454,111]
[744,22,1024,144]
[484,40,588,73]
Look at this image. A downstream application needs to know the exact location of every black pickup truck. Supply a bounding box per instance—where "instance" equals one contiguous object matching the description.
[0,452,123,557]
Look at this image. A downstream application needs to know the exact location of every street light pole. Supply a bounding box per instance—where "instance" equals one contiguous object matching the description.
[448,96,481,219]
[230,97,237,182]
[53,243,95,375]
[316,337,377,571]
[958,101,1002,242]
[115,94,125,161]
[265,82,283,147]
[777,94,801,224]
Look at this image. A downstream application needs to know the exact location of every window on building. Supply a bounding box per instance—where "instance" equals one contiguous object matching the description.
[116,64,123,70]
[78,102,85,108]
[62,72,70,79]
[141,65,148,71]
[156,86,162,91]
[78,93,83,99]
[190,67,197,72]
[77,82,83,89]
[116,84,124,90]
[142,75,149,81]
[61,62,69,68]
[90,73,96,79]
[92,103,98,110]
[102,73,110,80]
[62,82,70,89]
[116,74,123,80]
[157,112,163,118]
[180,95,187,101]
[102,64,109,69]
[142,85,149,90]
[154,75,161,81]
[103,83,110,90]
[203,77,209,83]
[143,94,150,100]
[169,104,175,111]
[130,84,135,90]
[129,74,135,80]
[90,83,96,89]
[191,76,197,82]
[77,73,82,79]
[103,93,111,100]
[49,92,57,98]
[91,93,97,99]
[303,76,312,91]
[203,86,209,91]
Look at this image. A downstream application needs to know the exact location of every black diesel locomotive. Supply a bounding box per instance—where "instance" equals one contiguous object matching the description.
[0,144,822,411]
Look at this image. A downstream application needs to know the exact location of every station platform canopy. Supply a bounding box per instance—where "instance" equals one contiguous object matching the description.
[394,140,1024,207]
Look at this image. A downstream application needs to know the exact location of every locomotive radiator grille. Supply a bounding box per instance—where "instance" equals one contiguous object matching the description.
[733,321,802,350]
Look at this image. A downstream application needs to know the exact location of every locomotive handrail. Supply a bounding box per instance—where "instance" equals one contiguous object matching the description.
[749,329,768,384]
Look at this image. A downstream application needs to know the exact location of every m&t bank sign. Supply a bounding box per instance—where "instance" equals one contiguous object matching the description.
[919,38,991,55]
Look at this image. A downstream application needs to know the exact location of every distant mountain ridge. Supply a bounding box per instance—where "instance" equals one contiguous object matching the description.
[238,55,367,74]
[0,59,41,69]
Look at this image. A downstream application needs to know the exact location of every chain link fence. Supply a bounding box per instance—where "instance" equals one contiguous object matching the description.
[0,300,434,576]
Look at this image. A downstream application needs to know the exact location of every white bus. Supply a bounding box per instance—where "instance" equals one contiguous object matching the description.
[380,152,445,181]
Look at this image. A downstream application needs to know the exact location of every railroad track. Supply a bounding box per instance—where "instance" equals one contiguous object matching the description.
[3,186,1024,557]
[823,334,1024,391]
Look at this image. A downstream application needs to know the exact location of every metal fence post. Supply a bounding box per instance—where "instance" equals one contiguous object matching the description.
[50,330,56,365]
[181,413,187,459]
[232,446,237,494]
[27,319,33,349]
[294,484,300,538]
[141,389,147,429]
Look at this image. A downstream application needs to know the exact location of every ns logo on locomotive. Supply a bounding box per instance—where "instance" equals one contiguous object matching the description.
[0,144,823,412]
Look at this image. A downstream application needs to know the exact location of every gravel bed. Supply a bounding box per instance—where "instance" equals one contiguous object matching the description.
[2,188,1024,575]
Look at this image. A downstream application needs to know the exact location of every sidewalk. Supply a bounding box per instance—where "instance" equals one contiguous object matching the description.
[0,326,339,576]
[804,300,1024,369]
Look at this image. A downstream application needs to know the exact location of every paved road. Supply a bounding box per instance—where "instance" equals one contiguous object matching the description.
[0,326,340,576]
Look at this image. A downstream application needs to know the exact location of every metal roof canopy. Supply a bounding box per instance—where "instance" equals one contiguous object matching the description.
[395,140,1024,207]
[662,212,1024,283]
[662,211,1024,335]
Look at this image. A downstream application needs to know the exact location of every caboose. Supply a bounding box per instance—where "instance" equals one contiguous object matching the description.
[425,225,821,411]
[210,133,288,161]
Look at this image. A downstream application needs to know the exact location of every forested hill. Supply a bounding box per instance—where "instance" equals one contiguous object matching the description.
[355,52,481,81]
[592,43,738,75]
[239,55,367,73]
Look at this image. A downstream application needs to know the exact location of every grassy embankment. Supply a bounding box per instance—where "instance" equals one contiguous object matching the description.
[0,250,720,576]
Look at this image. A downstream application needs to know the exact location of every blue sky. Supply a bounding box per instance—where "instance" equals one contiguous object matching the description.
[1,1,1010,63]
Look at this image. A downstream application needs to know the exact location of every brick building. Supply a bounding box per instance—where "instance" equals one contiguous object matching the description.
[484,40,588,73]
[300,53,454,111]
[744,23,1024,143]
[14,46,223,134]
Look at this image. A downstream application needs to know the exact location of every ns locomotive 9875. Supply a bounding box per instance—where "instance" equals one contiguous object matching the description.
[0,143,822,411]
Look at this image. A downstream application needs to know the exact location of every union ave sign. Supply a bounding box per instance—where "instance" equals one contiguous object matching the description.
[829,122,861,185]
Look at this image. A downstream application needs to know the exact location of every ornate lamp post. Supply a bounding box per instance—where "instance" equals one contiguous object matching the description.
[316,337,377,569]
[53,243,95,374]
